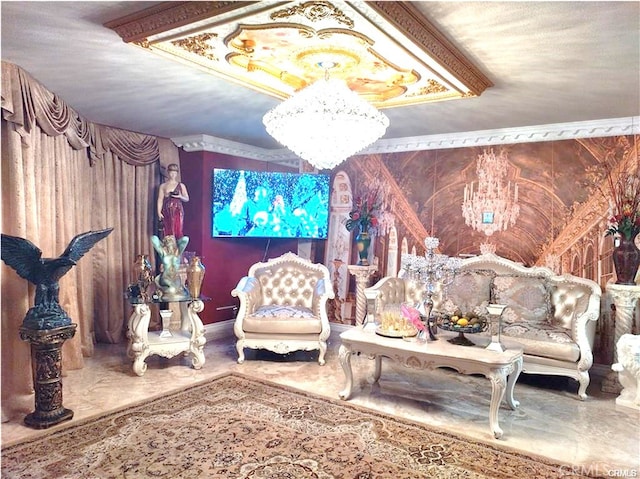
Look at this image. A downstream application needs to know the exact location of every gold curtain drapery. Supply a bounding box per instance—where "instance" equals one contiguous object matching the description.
[1,61,177,420]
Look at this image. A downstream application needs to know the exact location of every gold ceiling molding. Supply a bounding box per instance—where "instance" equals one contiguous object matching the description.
[106,1,492,108]
[104,2,255,43]
[365,2,493,97]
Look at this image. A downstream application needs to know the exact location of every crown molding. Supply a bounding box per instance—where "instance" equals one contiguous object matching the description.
[363,116,640,154]
[172,116,639,162]
[171,134,300,166]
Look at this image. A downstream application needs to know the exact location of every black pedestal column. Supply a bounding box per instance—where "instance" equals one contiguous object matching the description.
[19,324,77,429]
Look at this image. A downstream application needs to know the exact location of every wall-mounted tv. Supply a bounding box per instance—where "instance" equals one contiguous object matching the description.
[212,168,330,239]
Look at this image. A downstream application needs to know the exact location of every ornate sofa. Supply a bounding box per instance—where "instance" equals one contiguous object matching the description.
[364,253,602,399]
[231,252,334,365]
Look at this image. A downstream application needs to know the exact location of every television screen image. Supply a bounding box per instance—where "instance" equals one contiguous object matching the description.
[212,169,330,239]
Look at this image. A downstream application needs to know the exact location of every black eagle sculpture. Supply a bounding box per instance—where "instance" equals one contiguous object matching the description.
[1,228,113,330]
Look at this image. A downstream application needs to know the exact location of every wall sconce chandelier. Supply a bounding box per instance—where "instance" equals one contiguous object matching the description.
[462,148,520,236]
[263,76,389,170]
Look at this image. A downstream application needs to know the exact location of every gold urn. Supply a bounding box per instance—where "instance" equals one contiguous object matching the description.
[186,256,205,299]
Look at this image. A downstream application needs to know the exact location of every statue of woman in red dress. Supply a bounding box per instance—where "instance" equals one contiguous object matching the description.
[157,163,189,239]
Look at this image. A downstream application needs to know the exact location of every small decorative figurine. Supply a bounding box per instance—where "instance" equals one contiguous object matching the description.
[133,253,153,301]
[612,334,640,410]
[151,234,190,301]
[157,163,189,239]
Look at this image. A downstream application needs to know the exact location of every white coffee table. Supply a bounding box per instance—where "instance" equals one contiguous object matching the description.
[338,326,523,439]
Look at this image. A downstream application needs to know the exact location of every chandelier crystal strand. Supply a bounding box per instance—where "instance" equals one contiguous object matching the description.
[462,148,520,236]
[263,78,389,170]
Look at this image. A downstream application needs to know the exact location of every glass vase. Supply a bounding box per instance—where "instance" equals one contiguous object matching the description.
[355,230,371,266]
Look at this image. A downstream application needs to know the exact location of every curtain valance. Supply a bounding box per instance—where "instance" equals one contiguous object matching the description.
[1,61,162,166]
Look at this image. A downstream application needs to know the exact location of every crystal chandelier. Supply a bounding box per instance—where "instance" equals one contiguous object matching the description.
[263,77,389,170]
[462,148,520,236]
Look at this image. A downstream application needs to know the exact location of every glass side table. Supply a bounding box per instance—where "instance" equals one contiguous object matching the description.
[126,296,208,376]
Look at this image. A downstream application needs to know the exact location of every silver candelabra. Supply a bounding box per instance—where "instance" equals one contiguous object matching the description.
[400,237,461,340]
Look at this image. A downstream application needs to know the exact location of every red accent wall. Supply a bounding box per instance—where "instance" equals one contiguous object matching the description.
[180,150,322,324]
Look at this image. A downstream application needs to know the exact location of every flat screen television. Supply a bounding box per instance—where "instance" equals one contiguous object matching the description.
[212,168,330,239]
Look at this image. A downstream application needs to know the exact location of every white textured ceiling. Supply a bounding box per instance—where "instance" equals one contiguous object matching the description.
[1,1,639,151]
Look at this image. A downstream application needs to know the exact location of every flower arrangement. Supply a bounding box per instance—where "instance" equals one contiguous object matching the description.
[345,188,381,233]
[401,304,426,332]
[587,148,640,241]
[606,185,640,240]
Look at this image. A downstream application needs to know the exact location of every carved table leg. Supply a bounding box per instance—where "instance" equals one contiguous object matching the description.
[182,299,206,370]
[488,366,509,439]
[19,325,77,429]
[373,355,383,383]
[338,344,353,400]
[129,304,151,376]
[505,356,522,410]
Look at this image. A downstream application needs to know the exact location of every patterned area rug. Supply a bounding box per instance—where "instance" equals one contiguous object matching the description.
[2,373,595,478]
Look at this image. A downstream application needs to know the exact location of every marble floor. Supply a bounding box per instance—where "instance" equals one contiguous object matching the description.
[2,327,639,476]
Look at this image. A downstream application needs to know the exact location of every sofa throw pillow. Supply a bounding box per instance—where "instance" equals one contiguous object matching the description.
[439,270,494,316]
[252,304,315,319]
[492,275,551,326]
[502,322,573,343]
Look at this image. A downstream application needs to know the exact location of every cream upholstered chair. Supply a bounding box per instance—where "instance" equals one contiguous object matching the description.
[231,252,334,365]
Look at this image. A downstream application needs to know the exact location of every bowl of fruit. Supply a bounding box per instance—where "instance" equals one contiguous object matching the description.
[437,311,488,346]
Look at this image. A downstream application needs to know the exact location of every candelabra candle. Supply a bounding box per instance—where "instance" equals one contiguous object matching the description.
[400,237,461,341]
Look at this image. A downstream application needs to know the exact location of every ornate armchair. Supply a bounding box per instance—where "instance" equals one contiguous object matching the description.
[231,252,334,365]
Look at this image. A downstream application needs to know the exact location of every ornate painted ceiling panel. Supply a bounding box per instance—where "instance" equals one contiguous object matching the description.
[105,1,492,107]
